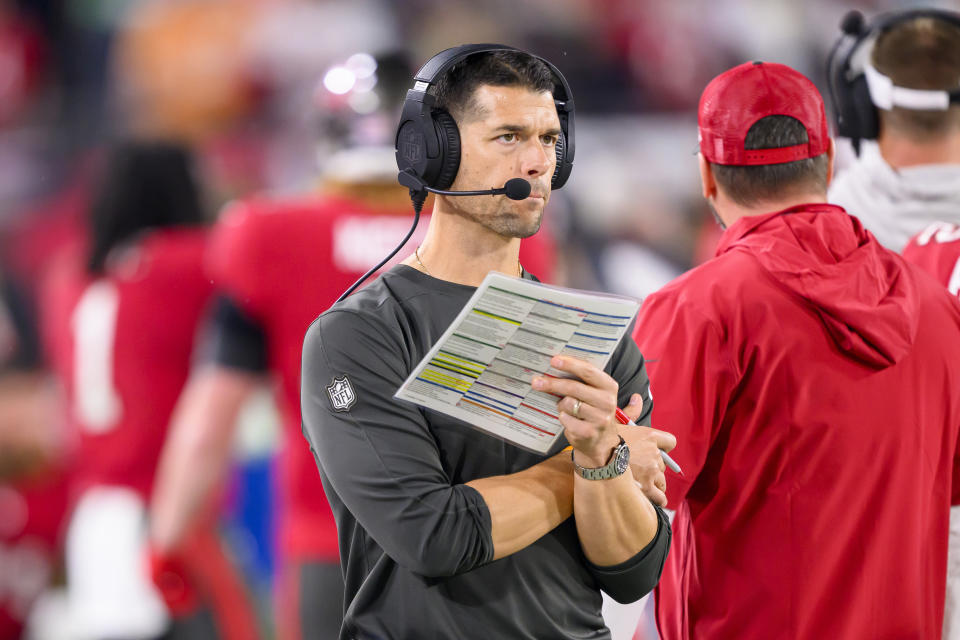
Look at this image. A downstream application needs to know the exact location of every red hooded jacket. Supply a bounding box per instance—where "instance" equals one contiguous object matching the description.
[633,204,960,639]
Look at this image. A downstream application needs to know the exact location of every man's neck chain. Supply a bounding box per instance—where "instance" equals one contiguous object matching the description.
[414,246,523,278]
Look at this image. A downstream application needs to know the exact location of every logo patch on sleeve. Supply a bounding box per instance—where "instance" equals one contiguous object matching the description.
[327,375,357,412]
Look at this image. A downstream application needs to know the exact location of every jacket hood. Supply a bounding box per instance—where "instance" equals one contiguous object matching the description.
[828,141,960,251]
[858,141,960,203]
[716,204,919,368]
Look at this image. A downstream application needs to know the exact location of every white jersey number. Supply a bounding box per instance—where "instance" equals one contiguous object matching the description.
[916,222,960,246]
[71,281,122,433]
[949,257,960,298]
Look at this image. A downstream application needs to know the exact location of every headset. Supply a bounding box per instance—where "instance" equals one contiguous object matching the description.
[336,44,576,303]
[395,43,576,210]
[826,8,960,154]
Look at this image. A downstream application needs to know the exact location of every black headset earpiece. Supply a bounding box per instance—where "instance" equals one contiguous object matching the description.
[431,111,462,190]
[395,44,576,204]
[552,131,566,188]
[826,10,869,148]
[827,8,960,155]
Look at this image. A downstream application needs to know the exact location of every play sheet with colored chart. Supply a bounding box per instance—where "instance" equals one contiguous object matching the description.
[395,272,641,454]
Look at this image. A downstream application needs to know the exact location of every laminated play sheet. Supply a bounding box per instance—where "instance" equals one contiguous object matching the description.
[395,272,640,453]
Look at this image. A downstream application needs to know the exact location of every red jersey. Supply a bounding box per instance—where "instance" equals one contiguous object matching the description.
[633,205,960,639]
[208,194,557,560]
[903,222,960,298]
[41,229,213,499]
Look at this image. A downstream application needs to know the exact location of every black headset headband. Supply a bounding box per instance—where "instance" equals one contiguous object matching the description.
[827,8,960,153]
[395,44,576,202]
[412,44,574,103]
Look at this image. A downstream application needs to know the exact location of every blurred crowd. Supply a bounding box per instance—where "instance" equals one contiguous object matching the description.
[0,0,952,638]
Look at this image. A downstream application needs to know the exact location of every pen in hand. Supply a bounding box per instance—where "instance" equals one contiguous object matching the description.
[614,407,683,475]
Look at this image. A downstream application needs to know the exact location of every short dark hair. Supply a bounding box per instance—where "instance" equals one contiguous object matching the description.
[710,116,829,207]
[872,16,960,139]
[433,50,555,122]
[87,141,206,274]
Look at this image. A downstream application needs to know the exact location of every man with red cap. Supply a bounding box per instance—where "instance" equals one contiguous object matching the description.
[631,61,960,638]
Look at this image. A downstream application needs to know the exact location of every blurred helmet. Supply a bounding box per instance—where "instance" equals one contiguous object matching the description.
[313,50,414,181]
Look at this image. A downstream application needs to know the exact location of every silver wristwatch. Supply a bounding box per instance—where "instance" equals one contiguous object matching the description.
[572,436,630,480]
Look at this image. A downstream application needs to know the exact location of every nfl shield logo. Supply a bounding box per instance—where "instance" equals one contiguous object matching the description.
[399,128,422,164]
[327,376,356,412]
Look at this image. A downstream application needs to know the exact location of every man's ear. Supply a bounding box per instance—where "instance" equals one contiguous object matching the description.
[825,138,836,190]
[698,153,717,201]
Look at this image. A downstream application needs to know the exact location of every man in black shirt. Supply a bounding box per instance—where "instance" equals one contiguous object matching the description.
[301,46,673,639]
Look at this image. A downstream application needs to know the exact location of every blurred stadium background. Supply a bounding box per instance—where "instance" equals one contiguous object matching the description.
[0,0,952,638]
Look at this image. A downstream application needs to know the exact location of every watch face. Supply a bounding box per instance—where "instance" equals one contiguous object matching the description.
[614,444,630,475]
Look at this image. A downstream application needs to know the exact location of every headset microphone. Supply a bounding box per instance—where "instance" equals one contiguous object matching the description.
[335,176,534,303]
[427,178,532,200]
[840,10,865,36]
[399,172,532,201]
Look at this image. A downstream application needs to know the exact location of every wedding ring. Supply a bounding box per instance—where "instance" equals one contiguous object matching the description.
[572,399,582,419]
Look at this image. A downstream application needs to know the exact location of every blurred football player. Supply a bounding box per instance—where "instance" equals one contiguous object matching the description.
[40,142,257,640]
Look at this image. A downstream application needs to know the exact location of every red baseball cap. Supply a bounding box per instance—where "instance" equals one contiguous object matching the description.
[698,61,829,166]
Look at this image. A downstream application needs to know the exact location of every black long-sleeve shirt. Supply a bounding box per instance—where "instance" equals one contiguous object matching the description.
[301,265,670,640]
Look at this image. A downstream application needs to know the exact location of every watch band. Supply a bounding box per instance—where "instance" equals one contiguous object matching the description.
[572,435,630,480]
